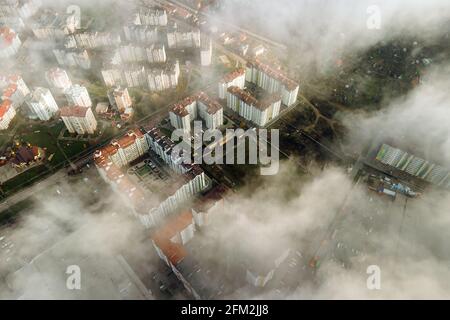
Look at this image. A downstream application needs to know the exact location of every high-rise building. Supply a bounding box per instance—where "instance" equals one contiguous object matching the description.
[245,59,299,106]
[107,86,132,114]
[200,35,212,66]
[69,31,121,48]
[0,0,42,20]
[0,100,16,130]
[123,24,159,43]
[0,27,21,59]
[0,16,24,31]
[45,67,72,91]
[226,86,281,127]
[146,43,166,63]
[64,84,92,108]
[53,48,91,69]
[60,105,97,135]
[30,11,78,39]
[218,68,245,99]
[123,66,147,88]
[101,68,123,87]
[1,75,30,109]
[118,43,166,63]
[147,60,180,91]
[169,92,223,133]
[25,87,59,120]
[166,24,200,49]
[136,7,168,26]
[94,128,149,168]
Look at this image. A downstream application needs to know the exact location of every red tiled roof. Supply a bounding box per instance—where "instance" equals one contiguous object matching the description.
[0,27,17,47]
[220,68,245,83]
[60,105,89,117]
[151,211,193,265]
[2,84,17,98]
[0,100,12,118]
[247,59,299,90]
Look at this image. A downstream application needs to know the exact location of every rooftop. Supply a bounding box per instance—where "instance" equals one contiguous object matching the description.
[220,68,245,83]
[247,59,299,90]
[59,105,90,117]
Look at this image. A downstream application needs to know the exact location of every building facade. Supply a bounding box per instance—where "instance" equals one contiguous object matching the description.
[218,68,246,99]
[0,100,16,130]
[0,27,21,58]
[107,86,132,113]
[169,92,223,134]
[200,35,212,66]
[60,105,97,134]
[245,59,299,106]
[45,67,72,91]
[226,86,281,127]
[25,87,59,120]
[136,7,168,26]
[64,84,92,108]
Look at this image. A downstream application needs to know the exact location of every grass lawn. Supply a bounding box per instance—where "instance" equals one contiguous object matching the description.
[0,198,35,225]
[0,165,49,196]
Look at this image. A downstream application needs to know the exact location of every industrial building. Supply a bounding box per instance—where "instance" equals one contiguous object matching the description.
[375,144,450,189]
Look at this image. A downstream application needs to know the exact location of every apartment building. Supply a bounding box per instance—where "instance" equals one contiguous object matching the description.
[53,48,91,69]
[64,84,92,108]
[218,68,246,99]
[1,74,30,108]
[123,24,159,43]
[169,92,223,134]
[25,87,59,120]
[200,35,212,66]
[226,86,281,127]
[0,100,16,130]
[0,27,21,58]
[147,60,180,91]
[0,0,41,20]
[30,10,78,39]
[59,105,97,135]
[118,43,166,63]
[136,7,168,26]
[45,67,72,91]
[107,86,132,112]
[94,128,149,168]
[166,25,200,49]
[245,59,299,106]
